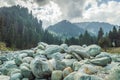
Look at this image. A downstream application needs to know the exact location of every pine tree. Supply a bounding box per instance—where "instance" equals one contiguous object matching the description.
[98,27,104,42]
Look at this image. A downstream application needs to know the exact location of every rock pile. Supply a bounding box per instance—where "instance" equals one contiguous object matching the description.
[0,42,120,80]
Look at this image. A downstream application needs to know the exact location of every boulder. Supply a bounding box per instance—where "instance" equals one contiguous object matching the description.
[34,78,47,80]
[78,64,102,75]
[111,54,120,62]
[15,53,28,66]
[51,70,63,80]
[22,78,29,80]
[95,52,111,58]
[63,67,73,78]
[105,66,120,80]
[0,56,8,64]
[22,57,33,64]
[20,50,34,57]
[90,57,112,66]
[63,72,77,80]
[45,45,62,59]
[56,60,66,70]
[30,57,53,78]
[62,59,77,67]
[64,72,102,80]
[65,54,74,59]
[10,73,23,80]
[38,42,48,48]
[48,59,56,70]
[10,68,21,75]
[60,44,68,53]
[1,60,18,75]
[72,49,90,59]
[67,45,84,52]
[50,52,65,60]
[86,44,101,57]
[0,75,10,80]
[73,61,82,71]
[20,66,34,79]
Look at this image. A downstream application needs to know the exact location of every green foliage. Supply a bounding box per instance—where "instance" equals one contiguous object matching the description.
[0,42,12,51]
[65,30,97,46]
[98,37,111,51]
[0,6,62,49]
[97,27,104,43]
[109,26,120,47]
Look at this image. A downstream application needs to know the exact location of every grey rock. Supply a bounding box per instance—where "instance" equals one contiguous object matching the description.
[1,60,18,75]
[86,44,101,57]
[65,54,73,59]
[0,75,10,80]
[10,73,23,80]
[22,78,29,80]
[78,64,102,75]
[20,66,34,79]
[60,44,68,53]
[30,58,53,78]
[51,70,63,80]
[62,59,77,67]
[50,52,65,60]
[96,52,111,58]
[0,56,8,64]
[72,49,90,59]
[63,67,73,78]
[105,66,120,80]
[64,72,102,80]
[90,57,112,66]
[73,61,82,71]
[22,57,33,64]
[34,78,47,80]
[45,45,62,59]
[56,60,66,70]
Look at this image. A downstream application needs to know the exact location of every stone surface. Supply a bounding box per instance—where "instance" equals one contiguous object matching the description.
[0,43,119,80]
[63,67,73,78]
[90,57,112,66]
[105,66,120,80]
[10,73,23,80]
[64,72,102,80]
[0,75,10,80]
[51,70,63,80]
[86,44,101,57]
[30,57,53,78]
[45,45,62,59]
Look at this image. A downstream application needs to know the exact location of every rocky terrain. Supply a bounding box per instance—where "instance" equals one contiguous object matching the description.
[0,42,120,80]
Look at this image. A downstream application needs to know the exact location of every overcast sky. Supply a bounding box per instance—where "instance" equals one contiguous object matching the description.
[0,0,120,28]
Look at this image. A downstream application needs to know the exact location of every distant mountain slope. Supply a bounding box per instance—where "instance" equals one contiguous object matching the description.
[47,20,85,38]
[74,22,119,35]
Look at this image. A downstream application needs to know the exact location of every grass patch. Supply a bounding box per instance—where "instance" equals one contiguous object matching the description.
[105,47,120,54]
[0,42,13,51]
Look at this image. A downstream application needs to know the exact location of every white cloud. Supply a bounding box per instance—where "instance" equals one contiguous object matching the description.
[71,0,120,26]
[0,0,120,28]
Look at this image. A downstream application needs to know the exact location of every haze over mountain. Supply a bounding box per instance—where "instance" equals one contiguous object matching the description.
[47,20,85,38]
[47,20,119,38]
[74,22,119,35]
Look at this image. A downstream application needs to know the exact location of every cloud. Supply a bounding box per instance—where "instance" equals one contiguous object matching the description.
[0,0,120,28]
[71,1,120,26]
[52,0,87,19]
[34,0,50,6]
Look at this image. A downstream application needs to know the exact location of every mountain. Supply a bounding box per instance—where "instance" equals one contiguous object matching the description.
[74,22,119,35]
[47,20,85,38]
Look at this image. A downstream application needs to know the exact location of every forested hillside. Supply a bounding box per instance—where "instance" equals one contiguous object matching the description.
[0,5,62,49]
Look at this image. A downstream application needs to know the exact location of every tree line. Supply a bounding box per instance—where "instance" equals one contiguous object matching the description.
[65,26,120,49]
[0,5,62,49]
[0,5,120,50]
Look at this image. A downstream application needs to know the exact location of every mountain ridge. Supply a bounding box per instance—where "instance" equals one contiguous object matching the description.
[47,20,119,38]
